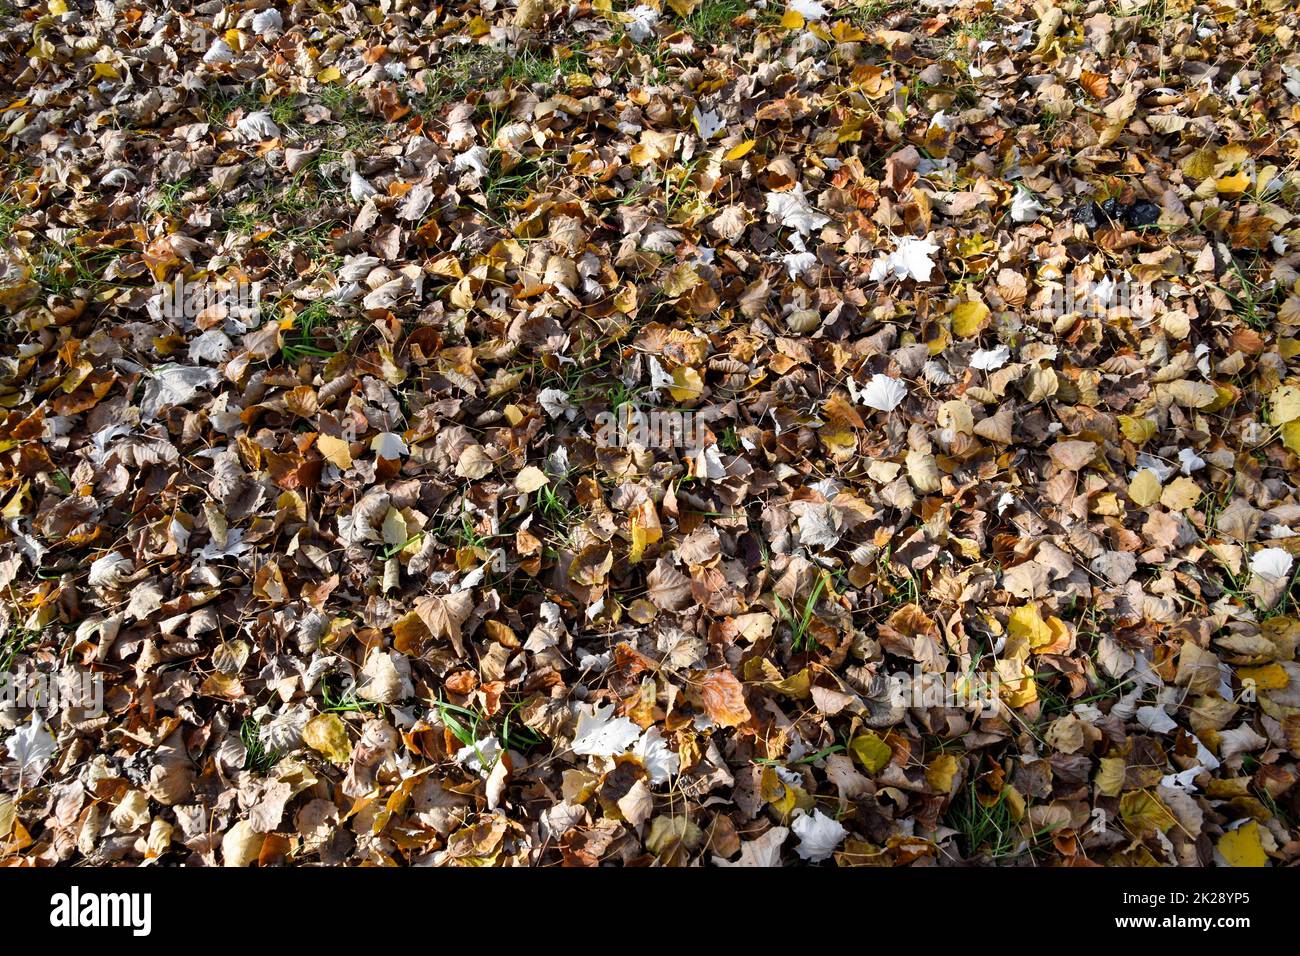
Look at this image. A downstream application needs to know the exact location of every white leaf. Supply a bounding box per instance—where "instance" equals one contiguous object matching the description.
[632,727,679,784]
[647,356,676,391]
[571,703,641,757]
[970,345,1010,370]
[397,184,434,221]
[783,250,818,281]
[1010,187,1046,223]
[869,234,940,282]
[1284,66,1300,99]
[537,388,573,419]
[715,826,789,866]
[7,713,56,787]
[791,808,846,862]
[141,363,220,419]
[455,734,502,777]
[189,329,233,364]
[692,107,725,140]
[928,110,954,131]
[858,373,908,412]
[765,186,830,236]
[370,431,409,460]
[797,503,842,550]
[446,103,476,150]
[1250,547,1294,582]
[1219,724,1267,761]
[1137,705,1177,734]
[251,9,283,36]
[789,0,828,19]
[453,145,491,178]
[203,39,234,64]
[339,255,381,282]
[1177,447,1206,474]
[88,551,134,589]
[349,171,379,203]
[260,705,310,752]
[234,111,280,142]
[625,5,660,42]
[1131,453,1174,483]
[691,444,727,483]
[197,526,252,561]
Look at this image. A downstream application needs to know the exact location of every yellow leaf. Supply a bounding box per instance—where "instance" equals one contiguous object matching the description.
[1119,790,1176,836]
[381,508,407,548]
[92,63,119,80]
[316,434,353,470]
[849,732,893,774]
[1127,468,1161,506]
[1180,146,1217,182]
[725,140,756,161]
[925,753,958,795]
[1283,421,1300,455]
[1,482,29,520]
[1238,663,1289,690]
[1161,476,1202,511]
[1216,170,1251,196]
[303,714,352,765]
[997,662,1037,707]
[780,9,805,28]
[951,300,990,337]
[1218,821,1270,867]
[48,0,68,11]
[1095,757,1125,797]
[1205,384,1236,413]
[628,517,647,565]
[1007,604,1051,658]
[668,366,703,404]
[514,465,549,494]
[761,766,801,817]
[765,667,811,699]
[1270,384,1300,425]
[1118,415,1156,446]
[316,66,342,83]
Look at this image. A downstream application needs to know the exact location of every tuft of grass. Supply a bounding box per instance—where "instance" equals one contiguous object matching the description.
[421,46,510,106]
[433,696,544,764]
[504,47,588,87]
[476,151,556,220]
[680,0,749,43]
[149,177,192,218]
[279,301,353,364]
[955,14,998,44]
[1261,562,1300,620]
[773,570,830,654]
[0,626,40,673]
[200,84,265,128]
[1221,258,1279,332]
[849,0,905,28]
[0,193,23,238]
[29,237,122,296]
[240,717,282,773]
[942,785,1058,863]
[321,673,380,714]
[535,483,577,526]
[877,545,919,607]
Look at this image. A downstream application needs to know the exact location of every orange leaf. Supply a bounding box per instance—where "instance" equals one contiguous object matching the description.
[700,670,751,728]
[1079,70,1109,99]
